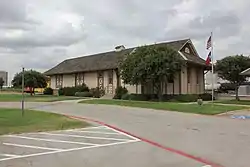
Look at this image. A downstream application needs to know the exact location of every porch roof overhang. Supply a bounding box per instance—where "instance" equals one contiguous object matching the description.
[240,68,250,76]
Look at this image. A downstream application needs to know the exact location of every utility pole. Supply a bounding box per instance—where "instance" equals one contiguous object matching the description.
[21,67,25,117]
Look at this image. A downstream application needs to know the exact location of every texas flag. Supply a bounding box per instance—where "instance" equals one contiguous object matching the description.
[206,51,212,65]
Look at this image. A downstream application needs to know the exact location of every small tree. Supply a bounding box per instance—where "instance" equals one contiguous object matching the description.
[215,55,250,101]
[12,70,47,96]
[119,45,185,101]
[0,77,4,89]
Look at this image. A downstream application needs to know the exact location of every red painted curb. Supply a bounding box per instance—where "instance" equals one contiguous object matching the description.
[66,115,224,167]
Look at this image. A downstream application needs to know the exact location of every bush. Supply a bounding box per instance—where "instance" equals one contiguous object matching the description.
[59,83,90,96]
[43,87,53,95]
[113,86,128,99]
[129,94,151,101]
[75,91,93,97]
[199,93,214,101]
[90,87,105,98]
[121,93,130,100]
[58,88,64,96]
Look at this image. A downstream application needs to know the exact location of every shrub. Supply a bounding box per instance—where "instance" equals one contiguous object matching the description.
[75,91,93,97]
[113,86,128,99]
[129,94,150,101]
[43,87,53,95]
[121,93,130,100]
[75,83,89,92]
[58,88,64,96]
[60,83,90,96]
[173,94,198,102]
[90,87,105,98]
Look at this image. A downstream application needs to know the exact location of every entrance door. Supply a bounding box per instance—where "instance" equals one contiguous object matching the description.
[97,71,104,90]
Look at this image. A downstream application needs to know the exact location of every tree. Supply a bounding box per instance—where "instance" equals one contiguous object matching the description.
[12,70,47,96]
[0,77,4,90]
[215,55,250,100]
[119,45,185,100]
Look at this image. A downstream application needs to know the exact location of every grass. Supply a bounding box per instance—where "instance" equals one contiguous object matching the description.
[215,99,250,105]
[0,93,85,102]
[0,108,89,135]
[80,99,248,115]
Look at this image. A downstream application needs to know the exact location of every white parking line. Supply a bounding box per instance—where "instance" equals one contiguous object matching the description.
[201,165,211,167]
[0,139,139,162]
[76,126,107,130]
[0,154,20,157]
[7,135,99,146]
[105,126,140,141]
[40,132,130,141]
[68,130,121,135]
[3,143,64,151]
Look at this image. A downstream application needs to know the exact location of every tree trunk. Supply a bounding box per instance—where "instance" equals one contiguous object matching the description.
[115,69,120,88]
[157,82,163,101]
[172,83,174,95]
[235,84,240,101]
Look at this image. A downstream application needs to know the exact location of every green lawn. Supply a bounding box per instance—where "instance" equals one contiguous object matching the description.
[0,108,89,135]
[0,94,84,102]
[215,99,250,105]
[80,99,248,115]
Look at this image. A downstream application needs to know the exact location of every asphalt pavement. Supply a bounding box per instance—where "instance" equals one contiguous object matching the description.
[0,101,250,167]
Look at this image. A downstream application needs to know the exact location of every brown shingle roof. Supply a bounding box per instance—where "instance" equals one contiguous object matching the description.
[182,52,207,65]
[44,39,206,75]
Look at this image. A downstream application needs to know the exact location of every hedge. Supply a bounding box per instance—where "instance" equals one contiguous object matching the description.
[43,87,53,95]
[121,93,214,102]
[113,86,128,99]
[59,83,89,96]
[75,92,93,97]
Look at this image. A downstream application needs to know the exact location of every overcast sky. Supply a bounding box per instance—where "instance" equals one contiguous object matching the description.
[0,0,250,84]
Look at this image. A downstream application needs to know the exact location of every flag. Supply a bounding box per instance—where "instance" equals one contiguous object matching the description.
[206,36,212,49]
[206,51,211,65]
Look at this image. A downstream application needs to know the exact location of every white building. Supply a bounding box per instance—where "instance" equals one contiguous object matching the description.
[205,71,228,90]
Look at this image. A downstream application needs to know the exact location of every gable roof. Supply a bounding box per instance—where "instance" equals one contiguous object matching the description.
[44,39,207,75]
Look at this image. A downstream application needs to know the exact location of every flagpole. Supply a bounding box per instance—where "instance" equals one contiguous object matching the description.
[211,31,214,105]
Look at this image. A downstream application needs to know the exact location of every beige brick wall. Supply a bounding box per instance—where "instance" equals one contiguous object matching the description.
[84,72,97,89]
[181,67,188,94]
[63,74,75,87]
[121,79,141,94]
[50,76,56,89]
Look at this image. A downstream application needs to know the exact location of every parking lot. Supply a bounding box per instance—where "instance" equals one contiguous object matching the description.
[0,126,140,162]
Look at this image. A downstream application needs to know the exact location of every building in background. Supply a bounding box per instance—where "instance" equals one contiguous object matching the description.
[0,71,8,86]
[205,71,228,90]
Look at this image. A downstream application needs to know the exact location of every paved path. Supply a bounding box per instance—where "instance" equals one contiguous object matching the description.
[1,101,250,167]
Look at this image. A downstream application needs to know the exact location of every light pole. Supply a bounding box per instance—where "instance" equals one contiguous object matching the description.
[21,67,25,117]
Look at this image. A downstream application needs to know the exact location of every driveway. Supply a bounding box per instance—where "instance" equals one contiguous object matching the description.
[1,101,250,167]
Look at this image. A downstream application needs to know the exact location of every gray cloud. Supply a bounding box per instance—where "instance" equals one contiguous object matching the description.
[0,0,38,30]
[0,0,250,84]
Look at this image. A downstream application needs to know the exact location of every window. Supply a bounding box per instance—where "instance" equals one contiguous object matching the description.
[108,70,113,84]
[187,67,191,83]
[55,75,63,88]
[75,73,84,86]
[185,47,190,54]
